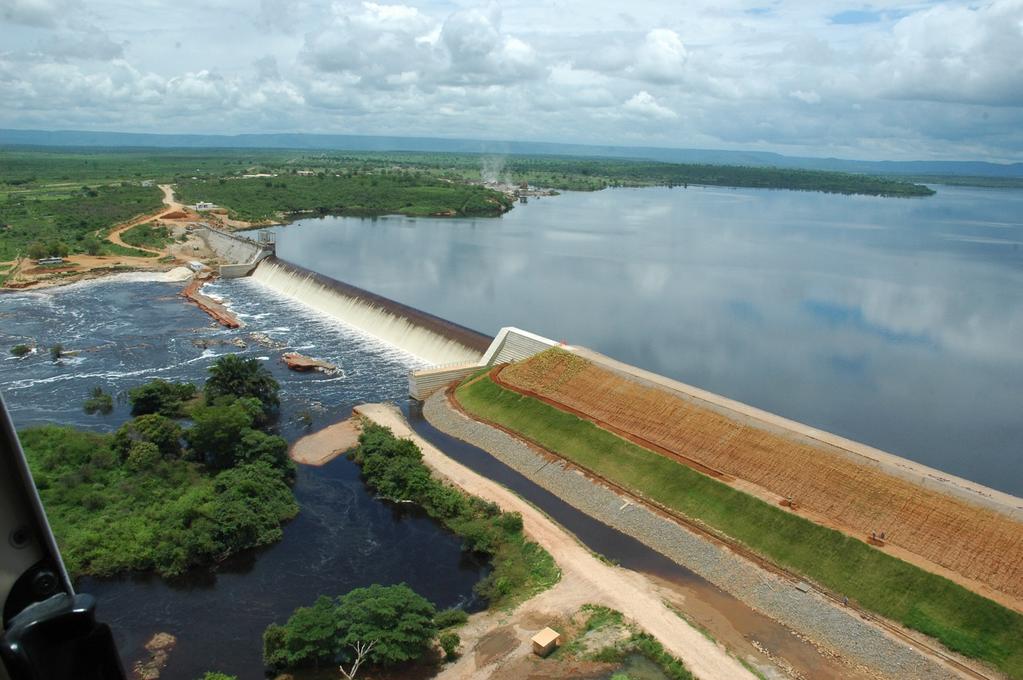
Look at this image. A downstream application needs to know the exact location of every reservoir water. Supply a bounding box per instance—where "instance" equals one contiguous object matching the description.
[0,278,487,678]
[268,185,1023,496]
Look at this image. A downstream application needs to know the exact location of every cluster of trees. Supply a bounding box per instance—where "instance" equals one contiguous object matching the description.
[174,173,514,223]
[22,354,298,577]
[263,583,464,676]
[350,424,559,607]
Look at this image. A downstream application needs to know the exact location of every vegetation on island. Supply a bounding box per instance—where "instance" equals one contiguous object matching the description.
[22,354,297,578]
[10,343,31,357]
[261,422,559,675]
[456,373,1023,679]
[350,423,559,609]
[82,387,113,415]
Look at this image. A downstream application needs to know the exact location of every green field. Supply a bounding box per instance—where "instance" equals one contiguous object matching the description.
[120,222,173,251]
[456,374,1023,679]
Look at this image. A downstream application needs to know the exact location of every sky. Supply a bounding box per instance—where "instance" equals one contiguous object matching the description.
[0,0,1021,162]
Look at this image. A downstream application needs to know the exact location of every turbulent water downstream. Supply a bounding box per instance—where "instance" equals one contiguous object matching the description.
[0,276,487,679]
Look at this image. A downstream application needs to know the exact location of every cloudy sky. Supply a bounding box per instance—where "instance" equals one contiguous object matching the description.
[1,0,1021,161]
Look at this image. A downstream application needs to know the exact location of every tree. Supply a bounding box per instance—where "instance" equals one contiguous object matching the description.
[200,674,237,680]
[262,584,437,673]
[49,344,64,361]
[263,596,340,670]
[185,401,253,470]
[113,414,183,460]
[205,354,279,418]
[334,583,437,667]
[27,241,47,259]
[128,379,196,417]
[10,344,31,358]
[83,387,113,415]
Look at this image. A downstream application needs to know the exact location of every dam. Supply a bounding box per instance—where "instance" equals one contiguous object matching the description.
[202,225,1023,599]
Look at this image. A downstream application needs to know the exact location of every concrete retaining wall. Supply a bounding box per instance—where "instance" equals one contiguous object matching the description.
[409,363,480,400]
[481,327,559,365]
[197,227,264,265]
[409,327,559,399]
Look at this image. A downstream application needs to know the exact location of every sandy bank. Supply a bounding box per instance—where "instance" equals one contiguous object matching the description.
[289,417,361,466]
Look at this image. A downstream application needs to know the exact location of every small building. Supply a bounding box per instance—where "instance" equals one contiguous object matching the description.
[193,201,216,211]
[187,261,205,272]
[36,256,65,266]
[531,627,562,657]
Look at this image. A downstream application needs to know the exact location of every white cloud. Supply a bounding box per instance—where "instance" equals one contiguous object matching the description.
[624,90,677,120]
[0,0,1020,160]
[632,28,687,83]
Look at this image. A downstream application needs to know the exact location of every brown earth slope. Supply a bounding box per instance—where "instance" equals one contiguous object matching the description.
[500,349,1023,603]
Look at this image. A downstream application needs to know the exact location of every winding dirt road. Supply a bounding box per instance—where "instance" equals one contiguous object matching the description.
[354,403,754,680]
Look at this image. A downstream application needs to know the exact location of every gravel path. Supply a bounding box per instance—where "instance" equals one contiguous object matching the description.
[423,390,968,680]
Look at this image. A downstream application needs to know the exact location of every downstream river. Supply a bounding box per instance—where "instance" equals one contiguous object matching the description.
[270,185,1023,496]
[0,278,487,678]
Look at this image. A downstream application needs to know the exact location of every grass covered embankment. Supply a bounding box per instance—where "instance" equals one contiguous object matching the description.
[456,374,1023,679]
[349,422,559,609]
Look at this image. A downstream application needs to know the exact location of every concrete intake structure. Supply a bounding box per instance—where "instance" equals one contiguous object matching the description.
[250,257,493,366]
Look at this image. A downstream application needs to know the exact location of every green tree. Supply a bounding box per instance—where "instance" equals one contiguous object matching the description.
[335,583,437,667]
[128,379,197,417]
[125,441,161,472]
[199,673,237,680]
[27,241,47,259]
[204,354,279,417]
[49,344,63,361]
[439,632,460,661]
[83,387,113,415]
[10,344,31,358]
[263,596,340,670]
[113,414,183,460]
[185,401,253,470]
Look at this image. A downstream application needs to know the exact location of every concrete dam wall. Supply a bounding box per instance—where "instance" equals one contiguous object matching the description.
[250,257,491,365]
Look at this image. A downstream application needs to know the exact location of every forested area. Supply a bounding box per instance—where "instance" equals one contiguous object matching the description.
[22,355,298,577]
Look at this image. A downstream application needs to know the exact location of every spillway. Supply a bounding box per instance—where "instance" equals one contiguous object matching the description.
[249,257,490,365]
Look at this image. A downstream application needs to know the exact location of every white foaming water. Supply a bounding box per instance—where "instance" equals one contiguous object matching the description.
[250,260,483,366]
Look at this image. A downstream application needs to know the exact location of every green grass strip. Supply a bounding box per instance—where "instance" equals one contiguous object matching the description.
[457,375,1023,678]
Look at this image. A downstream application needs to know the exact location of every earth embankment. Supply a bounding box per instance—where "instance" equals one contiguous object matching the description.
[499,349,1023,605]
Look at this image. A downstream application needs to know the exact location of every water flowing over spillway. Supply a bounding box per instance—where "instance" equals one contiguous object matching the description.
[250,257,489,366]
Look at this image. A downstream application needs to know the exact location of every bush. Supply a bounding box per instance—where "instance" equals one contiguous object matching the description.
[49,344,63,361]
[128,379,196,417]
[10,344,31,357]
[205,354,279,419]
[83,387,113,415]
[439,632,459,661]
[113,414,183,460]
[434,608,468,629]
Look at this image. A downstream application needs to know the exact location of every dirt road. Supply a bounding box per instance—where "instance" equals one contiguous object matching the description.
[354,403,754,680]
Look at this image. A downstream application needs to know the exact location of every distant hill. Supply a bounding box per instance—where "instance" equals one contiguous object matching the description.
[2,128,1021,179]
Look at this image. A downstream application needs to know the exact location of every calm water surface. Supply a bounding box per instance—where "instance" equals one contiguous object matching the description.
[0,278,487,678]
[271,185,1023,495]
